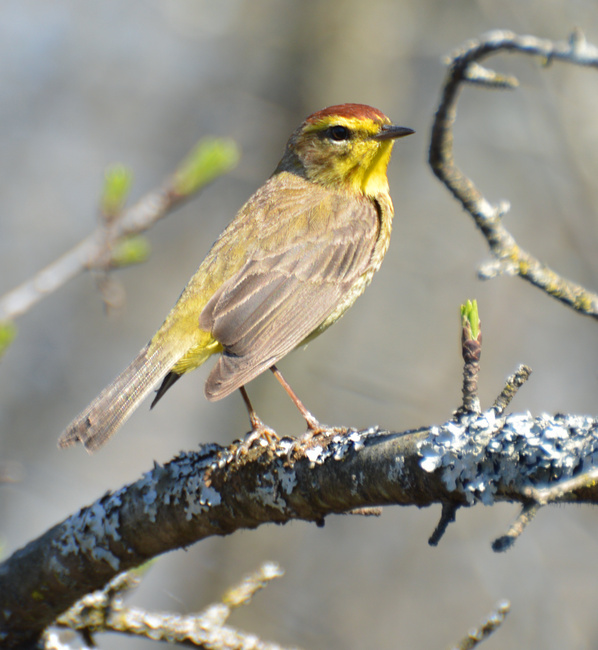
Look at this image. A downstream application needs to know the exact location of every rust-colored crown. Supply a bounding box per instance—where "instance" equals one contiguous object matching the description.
[305,103,389,124]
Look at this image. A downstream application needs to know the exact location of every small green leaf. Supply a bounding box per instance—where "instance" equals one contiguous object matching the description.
[102,164,133,217]
[461,299,480,340]
[173,137,240,197]
[0,321,17,359]
[111,235,151,268]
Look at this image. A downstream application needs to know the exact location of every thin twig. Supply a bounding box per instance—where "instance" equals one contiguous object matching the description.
[51,563,295,649]
[450,600,511,650]
[492,365,532,415]
[429,29,598,318]
[491,467,598,552]
[523,466,598,505]
[492,502,540,552]
[0,138,238,322]
[428,502,459,546]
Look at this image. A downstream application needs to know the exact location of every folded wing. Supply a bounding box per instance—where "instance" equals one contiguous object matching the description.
[200,189,380,400]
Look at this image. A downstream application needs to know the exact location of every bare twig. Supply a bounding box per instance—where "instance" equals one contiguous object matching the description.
[492,466,598,551]
[429,29,598,318]
[48,563,294,649]
[492,502,540,552]
[492,365,532,415]
[428,502,459,547]
[450,600,511,650]
[523,465,598,505]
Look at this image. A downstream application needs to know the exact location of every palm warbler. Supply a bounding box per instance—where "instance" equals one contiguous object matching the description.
[59,104,413,451]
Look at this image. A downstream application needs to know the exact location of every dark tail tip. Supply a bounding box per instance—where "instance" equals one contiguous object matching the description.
[151,371,182,409]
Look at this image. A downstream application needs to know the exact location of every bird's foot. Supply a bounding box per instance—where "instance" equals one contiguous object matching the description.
[235,414,280,459]
[284,417,329,460]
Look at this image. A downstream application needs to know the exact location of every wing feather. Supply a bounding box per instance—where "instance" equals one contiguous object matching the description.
[200,184,379,400]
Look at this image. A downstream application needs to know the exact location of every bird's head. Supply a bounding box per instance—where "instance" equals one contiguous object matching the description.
[277,104,413,197]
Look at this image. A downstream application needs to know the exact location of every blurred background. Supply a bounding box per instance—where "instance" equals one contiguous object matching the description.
[2,1,598,648]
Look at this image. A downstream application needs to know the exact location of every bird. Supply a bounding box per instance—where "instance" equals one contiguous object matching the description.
[58,103,413,452]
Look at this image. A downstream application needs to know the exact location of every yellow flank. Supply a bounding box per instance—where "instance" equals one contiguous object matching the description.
[171,337,222,374]
[58,103,413,451]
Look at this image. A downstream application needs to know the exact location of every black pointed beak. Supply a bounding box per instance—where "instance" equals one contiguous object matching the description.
[374,124,415,141]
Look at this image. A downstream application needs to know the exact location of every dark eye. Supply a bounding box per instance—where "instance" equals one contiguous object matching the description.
[328,125,350,141]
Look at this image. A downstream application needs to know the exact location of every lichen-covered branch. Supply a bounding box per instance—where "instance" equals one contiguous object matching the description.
[2,402,598,648]
[429,29,598,318]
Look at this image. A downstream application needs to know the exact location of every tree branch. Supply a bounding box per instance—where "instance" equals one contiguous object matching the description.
[429,29,598,318]
[2,387,598,646]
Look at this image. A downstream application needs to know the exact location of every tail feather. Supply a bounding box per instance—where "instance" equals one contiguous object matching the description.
[150,371,182,409]
[58,345,178,452]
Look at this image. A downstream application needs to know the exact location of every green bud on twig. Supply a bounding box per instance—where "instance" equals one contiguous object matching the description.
[102,164,133,219]
[0,321,17,359]
[461,299,480,341]
[111,235,151,268]
[173,138,240,197]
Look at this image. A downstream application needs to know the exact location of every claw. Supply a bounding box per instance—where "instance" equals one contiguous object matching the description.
[235,424,280,459]
[282,420,329,461]
[234,391,280,458]
[235,377,323,460]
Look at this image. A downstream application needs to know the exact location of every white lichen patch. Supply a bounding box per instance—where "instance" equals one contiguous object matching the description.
[47,554,69,579]
[301,428,376,466]
[254,471,288,512]
[305,445,324,465]
[156,449,224,520]
[53,491,125,571]
[184,478,222,520]
[276,465,297,495]
[418,410,598,505]
[136,469,160,523]
[331,430,365,460]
